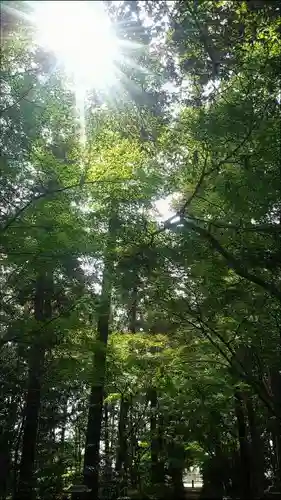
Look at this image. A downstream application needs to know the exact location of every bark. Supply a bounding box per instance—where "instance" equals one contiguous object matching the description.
[0,401,19,499]
[12,418,24,498]
[270,369,281,490]
[213,440,226,497]
[170,467,185,499]
[104,403,112,479]
[157,414,165,485]
[60,397,68,448]
[83,214,116,499]
[234,391,252,499]
[149,388,165,491]
[14,273,52,500]
[245,394,265,497]
[115,396,130,496]
[129,397,138,489]
[149,388,158,485]
[117,274,138,492]
[0,434,11,500]
[110,404,117,459]
[101,403,112,500]
[128,280,138,334]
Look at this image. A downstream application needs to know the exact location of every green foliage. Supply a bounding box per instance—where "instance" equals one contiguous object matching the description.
[0,1,280,499]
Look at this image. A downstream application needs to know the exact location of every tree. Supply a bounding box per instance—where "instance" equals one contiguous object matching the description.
[1,1,281,499]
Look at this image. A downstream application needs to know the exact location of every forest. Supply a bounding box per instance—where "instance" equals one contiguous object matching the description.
[0,1,280,499]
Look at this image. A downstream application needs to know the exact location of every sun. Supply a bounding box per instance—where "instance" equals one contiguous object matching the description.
[29,0,119,92]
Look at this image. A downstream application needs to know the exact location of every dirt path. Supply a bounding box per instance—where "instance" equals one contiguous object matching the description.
[185,487,202,499]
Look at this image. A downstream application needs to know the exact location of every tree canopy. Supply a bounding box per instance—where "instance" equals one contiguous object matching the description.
[0,1,280,500]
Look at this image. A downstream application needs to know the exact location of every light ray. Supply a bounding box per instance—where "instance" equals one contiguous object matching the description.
[5,1,150,154]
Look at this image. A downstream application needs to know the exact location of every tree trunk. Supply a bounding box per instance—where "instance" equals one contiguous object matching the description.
[60,396,68,448]
[270,368,281,491]
[0,433,11,500]
[157,414,165,485]
[14,273,52,500]
[104,402,112,479]
[149,388,159,485]
[110,403,117,460]
[128,280,138,334]
[245,393,265,497]
[170,467,185,499]
[0,400,19,499]
[129,396,138,490]
[83,214,116,499]
[149,388,165,499]
[116,396,129,496]
[234,390,252,499]
[101,403,112,500]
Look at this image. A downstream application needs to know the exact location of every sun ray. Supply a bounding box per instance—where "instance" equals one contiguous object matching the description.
[29,1,119,91]
[5,1,149,153]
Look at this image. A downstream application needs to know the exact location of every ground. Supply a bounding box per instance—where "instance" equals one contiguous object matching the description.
[185,486,202,499]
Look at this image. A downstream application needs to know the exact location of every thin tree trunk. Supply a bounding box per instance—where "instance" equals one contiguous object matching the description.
[60,397,68,448]
[149,388,159,485]
[234,390,252,499]
[14,273,52,500]
[116,273,138,493]
[116,396,129,496]
[78,426,82,472]
[129,396,138,490]
[12,417,25,499]
[157,414,165,485]
[110,403,116,459]
[102,402,112,500]
[104,402,112,478]
[83,214,116,499]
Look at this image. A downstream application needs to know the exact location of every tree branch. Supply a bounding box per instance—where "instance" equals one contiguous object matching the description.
[182,218,281,301]
[1,178,136,233]
[188,217,281,234]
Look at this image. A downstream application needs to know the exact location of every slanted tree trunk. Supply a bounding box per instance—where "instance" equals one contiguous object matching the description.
[83,214,116,499]
[234,390,252,499]
[14,273,52,500]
